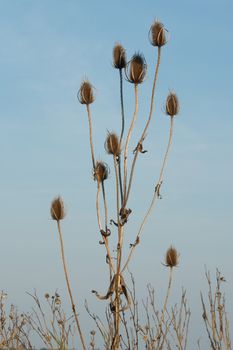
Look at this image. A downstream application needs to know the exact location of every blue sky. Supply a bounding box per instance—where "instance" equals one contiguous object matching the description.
[0,0,233,347]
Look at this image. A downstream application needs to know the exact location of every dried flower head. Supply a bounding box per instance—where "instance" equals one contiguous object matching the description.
[77,80,95,105]
[113,43,127,69]
[51,196,65,221]
[125,53,147,84]
[166,92,179,117]
[94,161,109,182]
[105,132,121,156]
[165,246,179,268]
[149,21,167,47]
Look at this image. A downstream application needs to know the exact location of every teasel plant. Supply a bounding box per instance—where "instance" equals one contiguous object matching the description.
[50,197,87,350]
[76,18,179,349]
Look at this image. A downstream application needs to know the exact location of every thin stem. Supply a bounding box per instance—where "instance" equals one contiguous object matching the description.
[119,68,125,145]
[157,267,173,350]
[113,155,120,228]
[96,182,103,231]
[56,221,86,350]
[101,181,108,232]
[114,225,124,349]
[162,267,173,324]
[96,182,115,275]
[118,68,125,205]
[122,116,174,273]
[101,181,115,280]
[114,154,122,278]
[86,104,95,170]
[123,84,139,205]
[118,158,124,206]
[157,117,174,185]
[125,47,161,206]
[113,155,123,349]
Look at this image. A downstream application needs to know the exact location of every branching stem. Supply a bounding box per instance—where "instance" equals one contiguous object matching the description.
[122,116,174,273]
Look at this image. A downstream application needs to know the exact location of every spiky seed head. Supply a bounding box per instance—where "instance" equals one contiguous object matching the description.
[166,93,179,117]
[149,21,167,47]
[94,161,109,182]
[77,80,95,105]
[105,132,121,156]
[50,196,65,221]
[165,246,179,268]
[113,43,127,69]
[125,53,147,84]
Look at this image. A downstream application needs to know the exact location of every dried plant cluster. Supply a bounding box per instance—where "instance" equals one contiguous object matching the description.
[200,269,232,350]
[1,19,231,350]
[0,292,31,349]
[73,18,180,349]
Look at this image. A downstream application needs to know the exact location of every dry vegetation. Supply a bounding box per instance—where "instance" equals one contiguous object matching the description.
[0,19,231,350]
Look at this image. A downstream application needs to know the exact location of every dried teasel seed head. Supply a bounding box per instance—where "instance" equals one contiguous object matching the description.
[149,21,168,47]
[166,92,179,117]
[50,196,65,221]
[105,132,121,156]
[113,43,127,69]
[165,246,179,268]
[125,53,147,84]
[94,161,109,182]
[77,80,95,105]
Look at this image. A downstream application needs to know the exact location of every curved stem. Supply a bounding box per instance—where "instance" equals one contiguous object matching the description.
[157,116,174,184]
[101,181,108,232]
[140,47,161,145]
[121,116,174,273]
[125,47,161,206]
[57,221,86,350]
[86,104,95,170]
[123,84,139,205]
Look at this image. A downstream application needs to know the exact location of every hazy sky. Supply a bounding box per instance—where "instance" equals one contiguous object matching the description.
[0,0,232,348]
